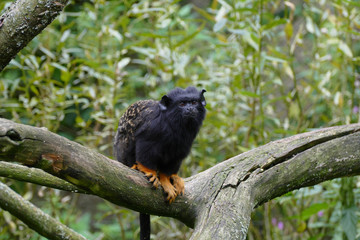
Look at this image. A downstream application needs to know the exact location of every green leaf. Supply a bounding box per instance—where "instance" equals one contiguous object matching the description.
[239,90,260,98]
[174,21,205,48]
[30,85,39,96]
[262,19,287,31]
[297,221,306,233]
[213,18,227,32]
[340,207,357,240]
[130,47,156,58]
[39,46,56,59]
[300,203,328,221]
[284,21,293,41]
[178,4,192,17]
[265,55,287,63]
[288,203,329,221]
[117,58,131,70]
[338,41,353,58]
[305,17,315,34]
[244,33,259,51]
[60,29,71,43]
[193,6,214,22]
[344,0,360,7]
[108,28,123,42]
[234,7,257,14]
[229,29,246,35]
[50,62,68,72]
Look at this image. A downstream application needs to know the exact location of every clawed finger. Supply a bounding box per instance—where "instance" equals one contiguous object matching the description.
[165,189,177,204]
[148,175,160,188]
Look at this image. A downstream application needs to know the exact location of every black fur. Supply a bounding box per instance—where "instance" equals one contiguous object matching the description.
[114,86,206,175]
[139,213,150,240]
[113,86,206,240]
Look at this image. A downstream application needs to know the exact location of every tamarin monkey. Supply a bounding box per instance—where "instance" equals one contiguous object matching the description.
[114,87,206,240]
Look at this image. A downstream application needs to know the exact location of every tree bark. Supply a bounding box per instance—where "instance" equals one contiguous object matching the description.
[1,117,360,239]
[0,181,86,240]
[0,118,195,227]
[0,161,87,193]
[0,0,69,71]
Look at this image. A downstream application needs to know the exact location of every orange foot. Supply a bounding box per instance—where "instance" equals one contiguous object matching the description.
[171,174,184,196]
[133,162,160,188]
[159,173,178,204]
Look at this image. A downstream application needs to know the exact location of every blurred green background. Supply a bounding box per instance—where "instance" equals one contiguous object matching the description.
[1,0,360,239]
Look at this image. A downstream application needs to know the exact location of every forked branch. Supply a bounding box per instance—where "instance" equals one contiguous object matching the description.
[1,118,360,240]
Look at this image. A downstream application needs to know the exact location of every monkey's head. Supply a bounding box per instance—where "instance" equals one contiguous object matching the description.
[159,87,206,125]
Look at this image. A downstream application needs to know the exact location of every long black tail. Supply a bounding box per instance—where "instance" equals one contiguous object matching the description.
[140,213,150,240]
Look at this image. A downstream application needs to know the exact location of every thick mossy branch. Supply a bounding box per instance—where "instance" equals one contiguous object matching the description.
[252,130,360,207]
[1,118,360,240]
[0,161,87,193]
[187,124,360,240]
[0,181,86,240]
[0,0,69,71]
[0,118,196,227]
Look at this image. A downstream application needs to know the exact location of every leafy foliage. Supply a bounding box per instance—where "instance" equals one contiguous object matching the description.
[1,0,360,239]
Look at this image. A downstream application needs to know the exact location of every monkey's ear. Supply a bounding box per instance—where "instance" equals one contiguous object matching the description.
[159,95,171,111]
[200,89,206,106]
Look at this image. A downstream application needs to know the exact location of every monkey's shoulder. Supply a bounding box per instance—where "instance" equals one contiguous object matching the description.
[124,99,158,119]
[117,100,159,134]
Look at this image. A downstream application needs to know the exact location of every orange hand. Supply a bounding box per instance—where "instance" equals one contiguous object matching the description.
[132,162,184,203]
[171,174,184,196]
[159,173,177,203]
[135,162,160,188]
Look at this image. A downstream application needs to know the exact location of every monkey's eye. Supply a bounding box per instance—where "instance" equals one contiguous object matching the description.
[191,101,197,105]
[179,102,186,107]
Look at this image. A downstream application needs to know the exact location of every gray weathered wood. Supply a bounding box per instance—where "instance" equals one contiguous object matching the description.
[1,117,360,239]
[0,0,69,71]
[0,181,87,240]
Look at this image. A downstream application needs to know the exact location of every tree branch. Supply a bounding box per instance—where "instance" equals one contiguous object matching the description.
[0,118,195,227]
[252,127,360,207]
[0,161,87,193]
[0,181,86,240]
[187,124,360,240]
[0,0,69,71]
[1,117,360,239]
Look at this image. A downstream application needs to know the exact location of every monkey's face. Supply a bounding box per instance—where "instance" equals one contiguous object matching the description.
[178,100,202,119]
[159,87,206,124]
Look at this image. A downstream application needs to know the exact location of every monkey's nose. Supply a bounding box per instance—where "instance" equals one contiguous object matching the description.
[185,108,198,117]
